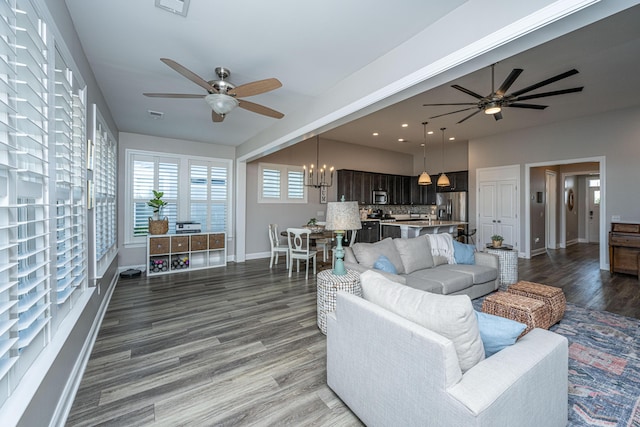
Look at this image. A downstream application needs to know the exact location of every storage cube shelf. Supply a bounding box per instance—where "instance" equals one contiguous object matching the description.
[146,232,226,276]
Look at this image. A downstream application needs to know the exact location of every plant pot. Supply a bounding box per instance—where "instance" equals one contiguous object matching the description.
[492,240,502,248]
[149,217,169,235]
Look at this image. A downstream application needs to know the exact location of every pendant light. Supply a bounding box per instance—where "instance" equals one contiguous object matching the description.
[437,127,450,187]
[418,121,432,186]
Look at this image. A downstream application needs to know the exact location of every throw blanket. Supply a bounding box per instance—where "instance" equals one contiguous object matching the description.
[427,233,455,264]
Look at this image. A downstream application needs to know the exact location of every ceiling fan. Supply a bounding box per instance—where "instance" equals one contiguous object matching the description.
[423,64,583,124]
[144,58,284,122]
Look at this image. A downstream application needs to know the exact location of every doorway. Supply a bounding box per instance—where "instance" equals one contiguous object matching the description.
[525,157,606,271]
[587,176,600,243]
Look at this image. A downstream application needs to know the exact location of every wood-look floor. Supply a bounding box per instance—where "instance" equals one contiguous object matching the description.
[65,243,639,426]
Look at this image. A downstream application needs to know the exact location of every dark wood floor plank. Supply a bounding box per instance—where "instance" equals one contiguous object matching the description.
[66,243,639,426]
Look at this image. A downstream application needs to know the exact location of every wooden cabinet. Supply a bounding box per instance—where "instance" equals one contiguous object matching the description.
[609,222,640,278]
[436,170,468,193]
[147,232,226,275]
[356,221,380,243]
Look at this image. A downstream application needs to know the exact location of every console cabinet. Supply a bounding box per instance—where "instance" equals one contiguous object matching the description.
[147,232,226,275]
[609,222,640,278]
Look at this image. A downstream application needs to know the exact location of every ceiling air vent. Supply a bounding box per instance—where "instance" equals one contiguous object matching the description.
[155,0,190,17]
[148,110,164,120]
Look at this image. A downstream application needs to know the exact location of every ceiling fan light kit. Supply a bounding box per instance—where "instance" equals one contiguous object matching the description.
[484,102,501,115]
[205,93,238,116]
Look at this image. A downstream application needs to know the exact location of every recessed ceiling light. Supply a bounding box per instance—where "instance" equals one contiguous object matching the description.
[449,137,455,141]
[155,0,190,17]
[372,132,379,136]
[401,123,408,128]
[428,131,434,135]
[398,138,405,142]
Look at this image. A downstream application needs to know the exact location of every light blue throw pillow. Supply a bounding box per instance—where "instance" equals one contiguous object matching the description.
[373,255,397,274]
[475,310,527,357]
[453,240,476,265]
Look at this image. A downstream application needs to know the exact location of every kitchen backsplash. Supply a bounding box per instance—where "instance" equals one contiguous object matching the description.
[360,204,437,216]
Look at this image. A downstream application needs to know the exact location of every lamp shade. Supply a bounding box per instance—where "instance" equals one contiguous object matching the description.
[418,171,432,185]
[205,93,239,115]
[437,173,450,187]
[325,201,362,231]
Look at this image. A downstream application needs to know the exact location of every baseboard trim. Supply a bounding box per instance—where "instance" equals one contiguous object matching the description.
[51,271,119,427]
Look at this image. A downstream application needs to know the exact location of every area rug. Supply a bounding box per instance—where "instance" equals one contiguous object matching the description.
[474,299,640,426]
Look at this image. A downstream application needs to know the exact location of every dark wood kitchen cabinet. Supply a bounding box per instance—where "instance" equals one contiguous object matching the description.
[436,170,468,193]
[356,220,380,243]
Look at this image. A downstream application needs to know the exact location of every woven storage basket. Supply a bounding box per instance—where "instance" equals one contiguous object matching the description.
[148,217,169,235]
[507,281,566,325]
[482,291,552,336]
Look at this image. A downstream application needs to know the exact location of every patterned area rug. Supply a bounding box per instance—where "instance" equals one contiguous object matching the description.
[474,299,640,426]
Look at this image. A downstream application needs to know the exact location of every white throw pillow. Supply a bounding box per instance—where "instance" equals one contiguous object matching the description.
[360,270,485,372]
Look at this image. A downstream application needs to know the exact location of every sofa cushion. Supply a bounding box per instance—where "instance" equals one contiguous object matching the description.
[360,270,485,372]
[352,238,405,274]
[405,268,473,294]
[393,235,434,273]
[438,264,498,285]
[453,240,475,265]
[373,255,397,274]
[475,310,526,357]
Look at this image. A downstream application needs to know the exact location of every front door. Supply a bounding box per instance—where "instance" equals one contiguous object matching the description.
[588,177,600,243]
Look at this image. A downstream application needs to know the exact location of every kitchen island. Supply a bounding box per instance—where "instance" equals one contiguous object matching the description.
[381,220,466,239]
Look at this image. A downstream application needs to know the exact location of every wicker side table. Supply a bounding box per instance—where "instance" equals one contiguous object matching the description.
[482,291,552,336]
[507,281,566,325]
[317,269,361,335]
[486,247,518,287]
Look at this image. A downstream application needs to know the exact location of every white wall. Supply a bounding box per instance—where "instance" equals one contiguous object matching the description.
[117,132,236,268]
[469,105,640,261]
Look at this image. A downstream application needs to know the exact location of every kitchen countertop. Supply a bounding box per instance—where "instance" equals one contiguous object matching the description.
[382,220,466,228]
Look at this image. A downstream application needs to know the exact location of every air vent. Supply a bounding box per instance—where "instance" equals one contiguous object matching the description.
[155,0,190,17]
[148,110,164,120]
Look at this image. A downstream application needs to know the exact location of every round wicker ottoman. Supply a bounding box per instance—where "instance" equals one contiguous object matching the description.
[507,281,566,325]
[481,291,552,336]
[316,269,361,335]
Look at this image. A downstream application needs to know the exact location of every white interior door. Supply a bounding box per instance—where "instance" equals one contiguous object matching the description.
[478,182,497,248]
[496,180,517,246]
[588,178,600,243]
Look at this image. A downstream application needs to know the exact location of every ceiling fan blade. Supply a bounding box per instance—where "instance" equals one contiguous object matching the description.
[429,107,477,119]
[238,100,284,119]
[510,69,579,97]
[451,84,485,100]
[512,87,583,102]
[160,58,216,93]
[144,93,205,98]
[457,109,481,124]
[228,78,282,98]
[212,111,224,122]
[507,103,548,110]
[493,111,503,121]
[423,102,478,106]
[495,69,523,96]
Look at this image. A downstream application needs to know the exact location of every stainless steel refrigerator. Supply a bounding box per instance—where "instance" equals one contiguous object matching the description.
[436,191,467,222]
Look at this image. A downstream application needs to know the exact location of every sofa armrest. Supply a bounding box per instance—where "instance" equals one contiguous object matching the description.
[448,328,568,426]
[343,261,407,285]
[474,251,499,269]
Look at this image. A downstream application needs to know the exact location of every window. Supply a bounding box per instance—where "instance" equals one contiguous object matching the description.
[258,163,307,203]
[125,150,232,245]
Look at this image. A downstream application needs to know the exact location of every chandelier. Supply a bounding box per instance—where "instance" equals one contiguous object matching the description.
[303,136,334,188]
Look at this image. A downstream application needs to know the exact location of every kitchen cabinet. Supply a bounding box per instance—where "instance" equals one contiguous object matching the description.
[147,232,226,275]
[436,170,468,192]
[356,221,380,243]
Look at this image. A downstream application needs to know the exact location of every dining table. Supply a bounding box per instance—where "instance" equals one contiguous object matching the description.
[280,229,334,245]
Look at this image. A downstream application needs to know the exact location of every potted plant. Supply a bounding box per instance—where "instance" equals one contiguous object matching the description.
[491,234,504,248]
[148,190,169,235]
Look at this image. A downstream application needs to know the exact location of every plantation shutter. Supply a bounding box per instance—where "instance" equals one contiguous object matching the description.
[262,168,281,199]
[189,162,228,233]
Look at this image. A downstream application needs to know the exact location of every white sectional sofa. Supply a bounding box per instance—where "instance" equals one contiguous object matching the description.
[343,234,500,299]
[327,272,569,427]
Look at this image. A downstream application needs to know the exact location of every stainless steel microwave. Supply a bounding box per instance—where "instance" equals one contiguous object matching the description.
[372,190,388,205]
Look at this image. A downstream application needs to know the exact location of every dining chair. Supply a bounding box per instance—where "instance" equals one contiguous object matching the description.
[268,224,289,268]
[286,228,317,279]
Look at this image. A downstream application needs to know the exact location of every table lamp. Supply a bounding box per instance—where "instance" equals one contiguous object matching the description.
[325,198,362,275]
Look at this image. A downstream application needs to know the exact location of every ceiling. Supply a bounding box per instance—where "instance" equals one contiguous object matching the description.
[63,1,640,157]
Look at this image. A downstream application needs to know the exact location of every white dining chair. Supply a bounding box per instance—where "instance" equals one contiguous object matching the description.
[286,228,317,279]
[268,224,289,268]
